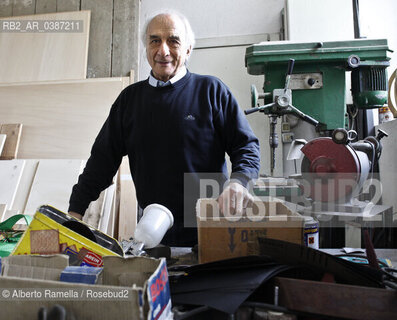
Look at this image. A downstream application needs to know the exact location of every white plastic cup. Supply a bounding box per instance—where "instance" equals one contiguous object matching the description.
[133,204,174,249]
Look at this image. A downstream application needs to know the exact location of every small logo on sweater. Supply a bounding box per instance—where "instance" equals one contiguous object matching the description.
[184,114,195,121]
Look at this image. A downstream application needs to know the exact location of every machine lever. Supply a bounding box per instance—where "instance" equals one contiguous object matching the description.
[284,59,295,92]
[286,58,295,76]
[244,106,260,115]
[300,114,320,127]
[288,104,320,127]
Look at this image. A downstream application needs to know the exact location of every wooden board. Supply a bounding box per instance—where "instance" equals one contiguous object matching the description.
[0,160,25,211]
[12,159,39,214]
[83,189,107,229]
[0,77,130,159]
[117,156,137,241]
[0,124,23,160]
[2,209,20,223]
[99,183,115,234]
[276,277,397,320]
[24,159,84,214]
[0,204,6,222]
[0,134,6,156]
[0,11,90,83]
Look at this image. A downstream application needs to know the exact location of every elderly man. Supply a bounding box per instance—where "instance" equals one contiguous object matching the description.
[68,11,260,246]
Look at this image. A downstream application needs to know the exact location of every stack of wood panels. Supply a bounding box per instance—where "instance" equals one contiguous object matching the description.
[0,11,137,239]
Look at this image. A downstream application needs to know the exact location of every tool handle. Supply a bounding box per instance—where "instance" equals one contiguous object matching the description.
[286,59,295,75]
[300,114,319,127]
[244,107,260,115]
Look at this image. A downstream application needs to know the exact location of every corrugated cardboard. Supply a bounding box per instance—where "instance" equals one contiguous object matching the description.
[0,255,172,320]
[197,198,305,263]
[2,255,68,281]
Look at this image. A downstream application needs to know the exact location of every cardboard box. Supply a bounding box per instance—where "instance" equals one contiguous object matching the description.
[0,255,172,320]
[12,205,123,267]
[196,198,305,263]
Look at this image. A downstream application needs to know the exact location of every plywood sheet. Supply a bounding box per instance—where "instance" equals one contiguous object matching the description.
[98,183,115,233]
[0,77,129,159]
[12,159,39,214]
[0,204,6,222]
[0,134,6,156]
[118,156,137,241]
[83,189,107,229]
[24,159,84,214]
[2,209,20,223]
[377,120,397,215]
[0,10,90,83]
[0,160,25,211]
[0,124,23,160]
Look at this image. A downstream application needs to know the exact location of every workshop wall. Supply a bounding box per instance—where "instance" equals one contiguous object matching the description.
[0,0,140,81]
[140,0,285,176]
[360,0,397,82]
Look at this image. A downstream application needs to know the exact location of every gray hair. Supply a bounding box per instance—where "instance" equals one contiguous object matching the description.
[141,10,196,53]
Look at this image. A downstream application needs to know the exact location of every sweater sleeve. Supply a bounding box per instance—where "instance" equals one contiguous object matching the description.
[68,94,127,215]
[219,88,261,187]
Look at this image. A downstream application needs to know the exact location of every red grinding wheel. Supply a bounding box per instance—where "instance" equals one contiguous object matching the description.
[301,138,361,202]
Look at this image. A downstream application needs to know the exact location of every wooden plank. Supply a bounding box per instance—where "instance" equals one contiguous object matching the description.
[12,0,36,16]
[118,156,137,241]
[0,204,6,222]
[24,159,84,214]
[35,0,56,14]
[0,124,23,160]
[0,134,6,156]
[99,183,115,233]
[0,10,90,83]
[83,189,106,229]
[111,168,121,239]
[56,0,80,12]
[106,186,116,237]
[3,209,20,223]
[0,1,13,17]
[112,0,140,79]
[0,160,25,211]
[129,70,134,86]
[12,159,39,214]
[82,0,112,78]
[276,277,397,320]
[0,78,129,159]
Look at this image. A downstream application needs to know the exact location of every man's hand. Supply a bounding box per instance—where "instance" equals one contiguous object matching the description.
[68,211,83,220]
[217,182,254,216]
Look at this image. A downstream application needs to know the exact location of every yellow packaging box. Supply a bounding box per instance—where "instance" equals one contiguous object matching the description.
[12,205,123,267]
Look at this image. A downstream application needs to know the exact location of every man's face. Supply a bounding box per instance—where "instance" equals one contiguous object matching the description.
[146,14,191,82]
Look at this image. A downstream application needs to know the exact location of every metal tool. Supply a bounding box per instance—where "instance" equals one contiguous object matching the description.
[300,127,388,213]
[121,203,173,257]
[245,59,319,176]
[245,39,391,131]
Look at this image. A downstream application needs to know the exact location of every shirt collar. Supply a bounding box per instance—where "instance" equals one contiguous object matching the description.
[148,66,187,87]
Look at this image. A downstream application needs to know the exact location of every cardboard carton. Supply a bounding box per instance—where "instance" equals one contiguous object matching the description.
[196,198,305,263]
[0,255,172,320]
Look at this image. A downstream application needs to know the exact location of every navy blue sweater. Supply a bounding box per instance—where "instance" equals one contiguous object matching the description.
[69,71,260,246]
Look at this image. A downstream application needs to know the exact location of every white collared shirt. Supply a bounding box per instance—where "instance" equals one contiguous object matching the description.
[148,66,187,87]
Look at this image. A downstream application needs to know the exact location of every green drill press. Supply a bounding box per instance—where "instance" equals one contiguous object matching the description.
[245,38,391,176]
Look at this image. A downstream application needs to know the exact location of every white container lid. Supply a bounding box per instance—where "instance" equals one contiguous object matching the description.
[143,203,174,229]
